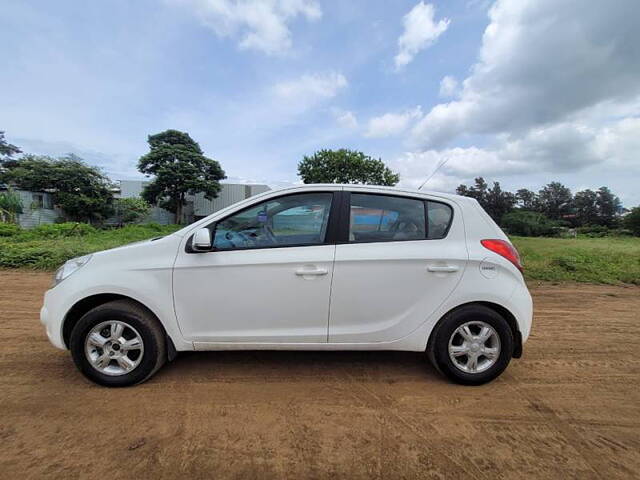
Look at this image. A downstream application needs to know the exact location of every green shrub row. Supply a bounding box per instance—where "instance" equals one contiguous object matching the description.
[0,223,181,269]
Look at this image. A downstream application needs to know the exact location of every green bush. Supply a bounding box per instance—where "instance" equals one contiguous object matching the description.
[624,207,640,236]
[30,222,97,238]
[0,223,20,237]
[576,225,609,237]
[0,223,182,269]
[501,210,560,236]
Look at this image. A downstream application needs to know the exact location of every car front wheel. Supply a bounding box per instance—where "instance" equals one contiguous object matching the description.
[428,305,514,385]
[69,300,166,387]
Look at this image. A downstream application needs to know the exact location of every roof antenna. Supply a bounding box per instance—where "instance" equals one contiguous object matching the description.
[418,157,451,190]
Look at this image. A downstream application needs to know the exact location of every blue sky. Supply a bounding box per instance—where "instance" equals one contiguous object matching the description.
[2,0,639,205]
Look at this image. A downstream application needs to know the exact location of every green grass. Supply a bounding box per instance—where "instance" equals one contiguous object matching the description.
[1,223,639,284]
[0,223,181,270]
[512,236,640,285]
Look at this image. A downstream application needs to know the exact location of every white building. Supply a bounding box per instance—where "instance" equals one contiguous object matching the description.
[114,180,270,224]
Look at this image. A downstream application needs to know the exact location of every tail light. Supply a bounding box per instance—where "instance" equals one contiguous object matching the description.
[481,239,523,272]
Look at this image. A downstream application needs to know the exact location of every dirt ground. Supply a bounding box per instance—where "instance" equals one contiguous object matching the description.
[1,271,639,479]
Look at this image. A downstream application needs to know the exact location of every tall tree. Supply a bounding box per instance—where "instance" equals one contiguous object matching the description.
[2,154,114,222]
[537,182,573,220]
[573,189,599,226]
[595,186,623,226]
[0,131,21,158]
[456,177,488,203]
[515,188,538,211]
[485,181,516,222]
[624,207,640,236]
[298,149,399,186]
[138,130,226,224]
[457,177,514,222]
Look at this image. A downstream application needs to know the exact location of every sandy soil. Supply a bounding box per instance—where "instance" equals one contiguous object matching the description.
[1,271,639,479]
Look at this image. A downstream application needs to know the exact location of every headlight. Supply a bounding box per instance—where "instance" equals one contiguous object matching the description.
[52,254,93,287]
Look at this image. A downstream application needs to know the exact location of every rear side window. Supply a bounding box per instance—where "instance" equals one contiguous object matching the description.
[349,194,426,243]
[427,201,453,239]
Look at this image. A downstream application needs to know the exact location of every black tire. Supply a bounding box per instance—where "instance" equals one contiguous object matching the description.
[70,300,166,387]
[428,305,514,385]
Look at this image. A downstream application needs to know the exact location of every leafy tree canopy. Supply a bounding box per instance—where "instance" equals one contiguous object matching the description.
[1,154,114,222]
[537,182,573,220]
[138,129,226,223]
[456,177,515,222]
[624,207,640,236]
[114,197,151,225]
[0,131,21,158]
[298,149,399,186]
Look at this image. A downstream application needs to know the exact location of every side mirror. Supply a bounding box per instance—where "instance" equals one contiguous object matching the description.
[192,228,212,251]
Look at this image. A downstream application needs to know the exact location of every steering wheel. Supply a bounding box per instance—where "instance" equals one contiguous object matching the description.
[225,230,253,248]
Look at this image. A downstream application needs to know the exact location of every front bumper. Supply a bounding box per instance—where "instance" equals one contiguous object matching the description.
[40,288,68,350]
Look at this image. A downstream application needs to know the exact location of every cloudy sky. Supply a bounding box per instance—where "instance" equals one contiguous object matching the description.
[1,0,639,205]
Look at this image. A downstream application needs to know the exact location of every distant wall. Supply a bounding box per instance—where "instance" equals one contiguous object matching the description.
[15,190,60,228]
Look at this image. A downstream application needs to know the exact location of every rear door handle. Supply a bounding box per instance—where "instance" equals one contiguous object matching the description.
[295,268,328,276]
[427,265,459,273]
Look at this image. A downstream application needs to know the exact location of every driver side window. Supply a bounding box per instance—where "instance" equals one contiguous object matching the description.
[213,193,333,250]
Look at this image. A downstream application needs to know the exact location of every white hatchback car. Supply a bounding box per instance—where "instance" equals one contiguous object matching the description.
[41,184,532,387]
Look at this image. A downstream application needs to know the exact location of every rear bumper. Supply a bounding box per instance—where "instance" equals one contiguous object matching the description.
[509,279,533,344]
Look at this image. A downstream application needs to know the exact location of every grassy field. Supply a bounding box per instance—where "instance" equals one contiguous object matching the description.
[0,223,181,270]
[512,236,640,285]
[0,223,638,284]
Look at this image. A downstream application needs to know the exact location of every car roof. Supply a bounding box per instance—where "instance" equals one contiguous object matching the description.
[266,183,470,204]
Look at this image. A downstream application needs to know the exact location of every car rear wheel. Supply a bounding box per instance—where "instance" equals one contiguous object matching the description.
[70,300,166,387]
[428,305,514,385]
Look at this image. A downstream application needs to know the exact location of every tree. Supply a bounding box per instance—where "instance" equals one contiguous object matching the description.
[595,186,623,227]
[2,154,114,223]
[0,188,23,223]
[573,189,599,226]
[624,207,640,236]
[0,131,21,158]
[138,130,226,224]
[298,149,399,186]
[515,189,538,211]
[537,182,573,220]
[456,177,515,222]
[456,177,488,204]
[114,197,151,225]
[485,181,516,222]
[501,210,560,237]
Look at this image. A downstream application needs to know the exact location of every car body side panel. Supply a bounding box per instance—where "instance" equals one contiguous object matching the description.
[328,195,468,343]
[40,235,193,351]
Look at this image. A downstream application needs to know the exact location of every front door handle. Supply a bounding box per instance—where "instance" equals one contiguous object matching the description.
[427,265,459,273]
[295,267,328,276]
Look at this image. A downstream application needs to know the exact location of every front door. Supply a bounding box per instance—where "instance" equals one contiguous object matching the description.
[173,191,338,343]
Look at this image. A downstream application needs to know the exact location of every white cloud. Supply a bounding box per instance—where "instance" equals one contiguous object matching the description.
[394,2,450,69]
[176,0,322,55]
[273,72,348,103]
[393,117,640,192]
[439,75,458,97]
[365,106,423,138]
[335,110,358,129]
[411,0,640,148]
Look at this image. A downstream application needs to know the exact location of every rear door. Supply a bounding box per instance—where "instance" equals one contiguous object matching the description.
[328,191,467,343]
